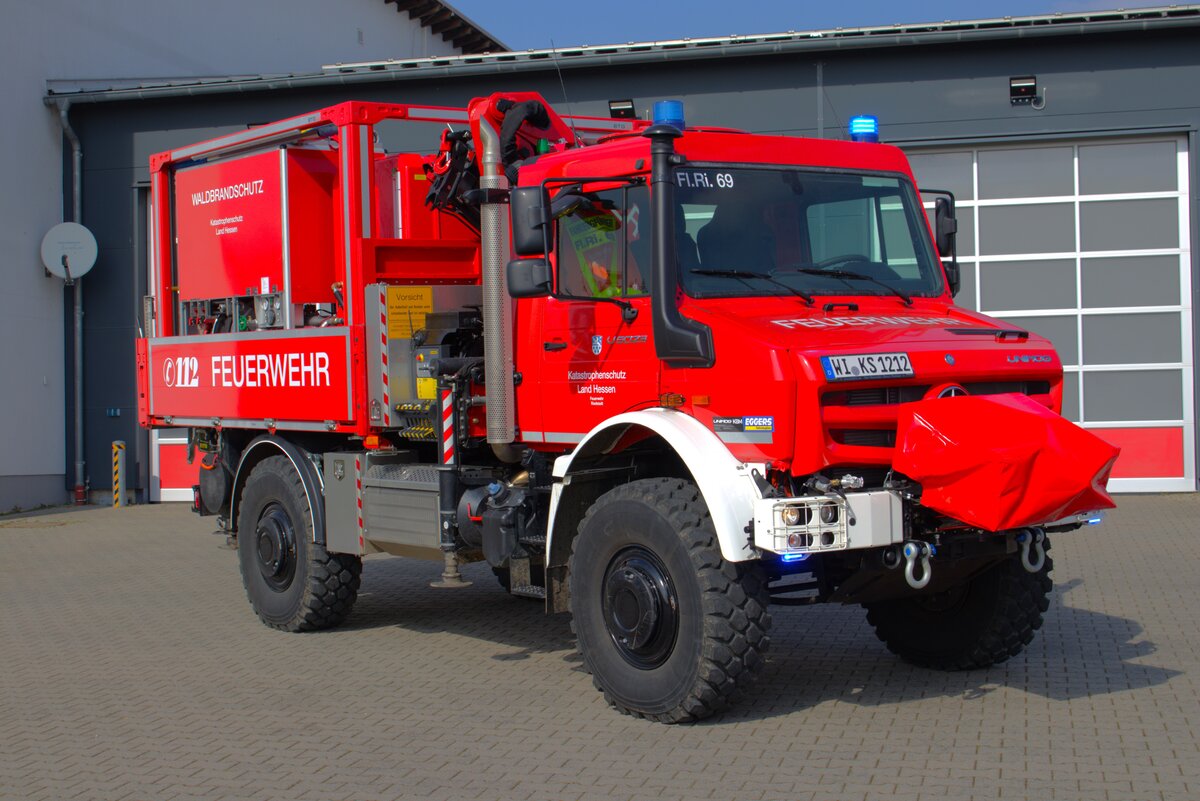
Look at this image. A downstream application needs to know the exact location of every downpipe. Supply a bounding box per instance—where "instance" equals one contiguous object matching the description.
[475,114,521,463]
[58,100,87,505]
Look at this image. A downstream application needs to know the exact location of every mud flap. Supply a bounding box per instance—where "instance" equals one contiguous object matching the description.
[894,394,1119,531]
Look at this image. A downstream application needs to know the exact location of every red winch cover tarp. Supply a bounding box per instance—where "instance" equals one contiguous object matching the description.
[893,394,1119,532]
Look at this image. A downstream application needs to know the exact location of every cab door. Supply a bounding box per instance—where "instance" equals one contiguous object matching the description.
[536,184,659,445]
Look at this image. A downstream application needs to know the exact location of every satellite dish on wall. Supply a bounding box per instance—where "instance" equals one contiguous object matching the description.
[41,222,98,284]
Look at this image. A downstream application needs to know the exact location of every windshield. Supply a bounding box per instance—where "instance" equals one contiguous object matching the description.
[674,166,943,299]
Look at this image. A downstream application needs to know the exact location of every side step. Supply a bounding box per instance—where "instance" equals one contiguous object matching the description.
[507,555,546,600]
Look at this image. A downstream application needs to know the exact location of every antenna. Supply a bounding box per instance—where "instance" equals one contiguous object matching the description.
[816,62,845,139]
[822,87,845,139]
[549,39,581,145]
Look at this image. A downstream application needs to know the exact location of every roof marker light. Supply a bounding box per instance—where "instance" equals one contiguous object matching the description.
[849,115,879,143]
[653,99,686,130]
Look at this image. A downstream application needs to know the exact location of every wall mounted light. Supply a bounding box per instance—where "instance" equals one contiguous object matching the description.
[608,99,636,119]
[1009,76,1040,106]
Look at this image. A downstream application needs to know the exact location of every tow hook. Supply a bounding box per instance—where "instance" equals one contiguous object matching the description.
[902,540,934,590]
[1016,527,1046,573]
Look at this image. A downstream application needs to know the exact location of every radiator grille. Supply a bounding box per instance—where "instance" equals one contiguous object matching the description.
[830,429,897,447]
[821,380,1053,456]
[822,380,1049,406]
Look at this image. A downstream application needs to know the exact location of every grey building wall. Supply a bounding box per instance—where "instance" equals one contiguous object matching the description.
[0,0,466,511]
[63,20,1200,494]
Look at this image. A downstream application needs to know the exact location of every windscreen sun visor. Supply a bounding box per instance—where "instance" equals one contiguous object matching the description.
[894,394,1119,532]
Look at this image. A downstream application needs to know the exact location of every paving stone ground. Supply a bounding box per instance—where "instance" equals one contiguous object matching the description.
[0,494,1197,801]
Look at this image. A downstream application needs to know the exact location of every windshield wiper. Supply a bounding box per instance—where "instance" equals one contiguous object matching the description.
[791,268,913,307]
[690,269,814,305]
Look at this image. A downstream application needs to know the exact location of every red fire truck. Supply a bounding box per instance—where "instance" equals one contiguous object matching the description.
[137,93,1118,722]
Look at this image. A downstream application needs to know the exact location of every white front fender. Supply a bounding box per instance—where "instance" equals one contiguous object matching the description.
[547,409,765,563]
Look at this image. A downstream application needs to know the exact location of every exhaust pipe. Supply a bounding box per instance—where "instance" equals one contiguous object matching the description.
[476,115,521,463]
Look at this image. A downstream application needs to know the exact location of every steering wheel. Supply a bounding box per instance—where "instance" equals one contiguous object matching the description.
[813,254,871,270]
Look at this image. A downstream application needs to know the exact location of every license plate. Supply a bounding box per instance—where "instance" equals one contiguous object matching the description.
[821,352,914,381]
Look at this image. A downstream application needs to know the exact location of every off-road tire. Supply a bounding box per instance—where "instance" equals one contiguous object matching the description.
[864,539,1052,670]
[569,478,771,723]
[237,455,361,632]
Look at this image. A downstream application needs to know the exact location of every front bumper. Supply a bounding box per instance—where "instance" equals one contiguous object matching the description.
[753,490,904,555]
[753,489,1106,557]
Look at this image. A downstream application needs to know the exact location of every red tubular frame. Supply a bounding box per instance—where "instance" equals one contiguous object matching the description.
[141,98,643,436]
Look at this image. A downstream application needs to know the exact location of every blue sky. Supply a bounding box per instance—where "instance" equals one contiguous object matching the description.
[449,0,1171,50]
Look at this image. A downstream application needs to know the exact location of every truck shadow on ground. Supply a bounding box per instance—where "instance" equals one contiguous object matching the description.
[344,557,1181,723]
[722,577,1182,724]
[341,557,577,660]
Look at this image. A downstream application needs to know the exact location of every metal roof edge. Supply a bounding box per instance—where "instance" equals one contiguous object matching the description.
[324,4,1200,72]
[388,0,508,54]
[432,1,508,52]
[44,5,1200,106]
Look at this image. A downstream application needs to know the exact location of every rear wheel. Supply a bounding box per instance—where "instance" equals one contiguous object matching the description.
[569,478,771,723]
[864,540,1052,670]
[237,455,361,632]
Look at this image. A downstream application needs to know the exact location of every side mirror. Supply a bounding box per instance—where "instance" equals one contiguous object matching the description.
[510,187,549,256]
[928,192,960,297]
[507,258,552,298]
[510,185,599,256]
[934,196,958,259]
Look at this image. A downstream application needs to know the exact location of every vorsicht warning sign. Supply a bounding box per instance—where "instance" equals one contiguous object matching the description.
[386,286,434,338]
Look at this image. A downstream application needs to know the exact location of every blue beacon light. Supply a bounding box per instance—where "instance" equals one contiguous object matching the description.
[653,99,686,130]
[848,115,880,143]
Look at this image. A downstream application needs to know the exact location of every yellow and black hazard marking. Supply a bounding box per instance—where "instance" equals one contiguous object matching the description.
[112,441,126,508]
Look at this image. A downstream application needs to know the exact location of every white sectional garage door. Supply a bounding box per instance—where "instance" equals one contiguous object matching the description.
[906,136,1194,492]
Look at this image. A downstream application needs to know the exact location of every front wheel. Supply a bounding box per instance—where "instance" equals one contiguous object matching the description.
[864,540,1053,670]
[569,478,771,723]
[237,455,361,632]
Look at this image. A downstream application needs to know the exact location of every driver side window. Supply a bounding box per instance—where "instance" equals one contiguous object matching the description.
[807,198,875,263]
[805,190,921,279]
[556,185,649,298]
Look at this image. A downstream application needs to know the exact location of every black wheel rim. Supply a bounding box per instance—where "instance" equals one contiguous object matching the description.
[601,546,679,669]
[255,502,298,592]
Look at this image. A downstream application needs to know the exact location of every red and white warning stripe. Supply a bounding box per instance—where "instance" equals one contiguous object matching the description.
[378,287,390,427]
[441,389,456,465]
[355,456,364,550]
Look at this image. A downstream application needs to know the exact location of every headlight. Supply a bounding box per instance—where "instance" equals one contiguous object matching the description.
[787,532,810,549]
[781,506,803,527]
